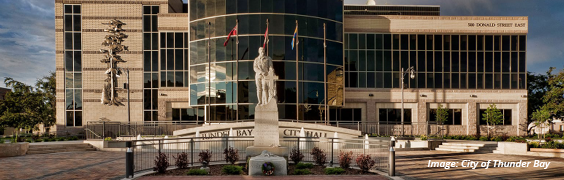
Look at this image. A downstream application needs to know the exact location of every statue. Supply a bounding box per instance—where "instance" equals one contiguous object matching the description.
[253,47,277,106]
[100,19,128,106]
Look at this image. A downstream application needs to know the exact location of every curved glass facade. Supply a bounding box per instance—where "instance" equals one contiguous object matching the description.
[189,0,344,122]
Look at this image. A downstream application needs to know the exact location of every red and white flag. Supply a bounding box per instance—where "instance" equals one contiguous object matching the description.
[263,26,269,48]
[223,25,237,46]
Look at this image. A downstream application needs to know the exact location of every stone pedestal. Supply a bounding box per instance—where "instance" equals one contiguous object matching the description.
[249,151,287,176]
[246,146,288,157]
[253,100,279,147]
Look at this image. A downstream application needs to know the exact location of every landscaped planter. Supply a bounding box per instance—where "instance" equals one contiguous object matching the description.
[496,142,528,155]
[530,148,564,153]
[0,142,29,157]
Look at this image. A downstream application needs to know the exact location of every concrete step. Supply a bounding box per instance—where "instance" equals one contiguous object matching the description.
[27,143,96,155]
[27,149,96,154]
[492,150,502,154]
[442,143,485,147]
[435,148,475,152]
[437,145,480,150]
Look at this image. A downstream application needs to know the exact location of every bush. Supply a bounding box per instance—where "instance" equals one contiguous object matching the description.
[104,137,112,141]
[293,169,311,175]
[465,135,478,140]
[479,136,489,141]
[187,169,208,175]
[420,135,428,140]
[289,148,304,164]
[0,139,4,144]
[223,146,239,165]
[528,141,540,148]
[153,152,169,173]
[355,154,376,172]
[325,167,345,175]
[310,147,327,166]
[198,150,212,166]
[490,136,502,142]
[339,151,353,168]
[173,152,189,169]
[296,162,314,169]
[221,165,243,175]
[541,141,564,149]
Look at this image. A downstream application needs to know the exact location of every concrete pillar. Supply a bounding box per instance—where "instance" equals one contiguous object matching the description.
[417,101,427,135]
[467,102,478,135]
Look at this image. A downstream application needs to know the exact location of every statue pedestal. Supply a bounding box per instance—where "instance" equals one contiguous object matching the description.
[253,99,280,147]
[248,151,288,176]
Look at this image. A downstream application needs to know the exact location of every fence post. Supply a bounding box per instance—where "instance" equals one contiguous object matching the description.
[102,122,106,140]
[297,137,300,159]
[389,137,396,176]
[330,138,334,167]
[125,141,134,178]
[190,138,194,167]
[158,140,162,154]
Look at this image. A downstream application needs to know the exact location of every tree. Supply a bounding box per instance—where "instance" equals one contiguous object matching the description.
[531,106,551,139]
[0,75,55,141]
[482,104,504,137]
[435,104,449,138]
[35,72,56,128]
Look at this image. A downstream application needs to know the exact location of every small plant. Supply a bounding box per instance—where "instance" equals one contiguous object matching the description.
[528,141,540,148]
[420,135,428,140]
[325,167,345,175]
[289,148,304,164]
[104,137,112,141]
[0,139,4,144]
[173,152,189,169]
[223,146,239,165]
[339,151,353,168]
[198,150,212,167]
[296,162,314,169]
[490,136,502,142]
[479,136,488,141]
[355,154,376,172]
[222,165,243,175]
[310,147,327,166]
[187,169,208,175]
[153,152,169,173]
[293,169,311,175]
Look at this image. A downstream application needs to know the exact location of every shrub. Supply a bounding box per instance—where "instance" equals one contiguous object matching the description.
[310,147,327,166]
[420,135,428,140]
[490,136,502,142]
[296,162,314,169]
[153,152,169,173]
[479,136,489,141]
[25,139,32,143]
[339,151,353,168]
[289,148,304,164]
[222,165,243,175]
[187,169,208,175]
[528,141,540,148]
[541,141,564,149]
[293,169,311,175]
[325,167,345,175]
[355,154,375,172]
[173,152,189,169]
[223,146,239,165]
[198,150,212,166]
[465,135,478,140]
[0,139,4,144]
[104,137,112,141]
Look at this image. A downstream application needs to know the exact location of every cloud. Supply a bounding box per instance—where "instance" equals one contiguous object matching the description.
[0,0,55,88]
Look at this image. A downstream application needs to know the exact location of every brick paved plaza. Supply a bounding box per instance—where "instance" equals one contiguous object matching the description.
[1,150,564,180]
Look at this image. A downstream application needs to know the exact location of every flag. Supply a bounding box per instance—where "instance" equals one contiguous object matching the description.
[291,25,298,50]
[263,26,269,48]
[223,25,237,46]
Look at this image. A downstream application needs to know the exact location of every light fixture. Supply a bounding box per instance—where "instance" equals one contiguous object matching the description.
[521,95,527,98]
[470,94,477,98]
[420,94,427,97]
[369,94,374,97]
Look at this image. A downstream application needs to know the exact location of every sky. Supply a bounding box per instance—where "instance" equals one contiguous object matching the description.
[0,0,562,88]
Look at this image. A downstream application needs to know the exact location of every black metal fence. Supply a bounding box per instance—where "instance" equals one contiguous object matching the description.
[130,136,390,173]
[85,121,200,139]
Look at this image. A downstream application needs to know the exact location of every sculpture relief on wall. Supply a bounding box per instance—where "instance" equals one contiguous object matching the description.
[100,19,128,106]
[253,47,278,106]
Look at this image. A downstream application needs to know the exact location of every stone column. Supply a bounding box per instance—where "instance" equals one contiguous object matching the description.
[417,101,427,135]
[518,101,527,136]
[467,102,478,135]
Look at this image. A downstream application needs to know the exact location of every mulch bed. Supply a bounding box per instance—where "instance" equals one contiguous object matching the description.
[148,163,377,176]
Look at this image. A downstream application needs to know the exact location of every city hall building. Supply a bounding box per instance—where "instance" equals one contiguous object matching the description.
[54,0,528,136]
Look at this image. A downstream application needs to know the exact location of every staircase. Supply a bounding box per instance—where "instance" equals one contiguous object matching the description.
[27,142,97,155]
[435,142,498,153]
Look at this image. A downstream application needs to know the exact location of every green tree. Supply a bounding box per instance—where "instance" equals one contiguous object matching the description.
[527,70,550,124]
[0,76,55,142]
[482,104,504,137]
[35,72,56,128]
[435,104,449,138]
[531,106,551,139]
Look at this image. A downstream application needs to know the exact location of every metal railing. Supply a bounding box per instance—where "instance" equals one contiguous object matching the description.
[85,121,201,139]
[128,136,390,173]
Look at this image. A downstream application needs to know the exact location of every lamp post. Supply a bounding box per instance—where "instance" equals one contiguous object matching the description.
[401,66,415,137]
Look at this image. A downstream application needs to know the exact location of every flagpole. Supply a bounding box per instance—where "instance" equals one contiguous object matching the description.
[323,23,327,125]
[266,19,269,56]
[236,19,239,122]
[295,20,299,122]
[207,21,211,125]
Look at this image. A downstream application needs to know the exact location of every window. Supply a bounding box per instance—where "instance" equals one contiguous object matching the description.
[160,32,188,87]
[428,109,462,125]
[330,108,361,122]
[172,108,204,124]
[144,6,160,122]
[479,109,512,125]
[379,108,411,124]
[64,4,82,127]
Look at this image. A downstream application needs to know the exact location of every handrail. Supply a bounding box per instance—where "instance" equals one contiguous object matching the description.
[84,128,102,138]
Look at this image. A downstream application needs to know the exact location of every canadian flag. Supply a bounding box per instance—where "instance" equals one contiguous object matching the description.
[223,25,237,46]
[263,26,269,48]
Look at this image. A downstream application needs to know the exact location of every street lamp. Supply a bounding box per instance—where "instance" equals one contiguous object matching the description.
[401,66,415,136]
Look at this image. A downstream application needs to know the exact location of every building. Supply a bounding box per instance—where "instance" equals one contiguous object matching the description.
[54,0,527,136]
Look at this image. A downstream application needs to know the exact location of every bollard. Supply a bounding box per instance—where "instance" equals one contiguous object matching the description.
[389,136,396,176]
[125,141,134,178]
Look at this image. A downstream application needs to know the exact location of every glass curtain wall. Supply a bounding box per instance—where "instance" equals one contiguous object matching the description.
[344,33,527,90]
[189,0,344,123]
[64,4,82,126]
